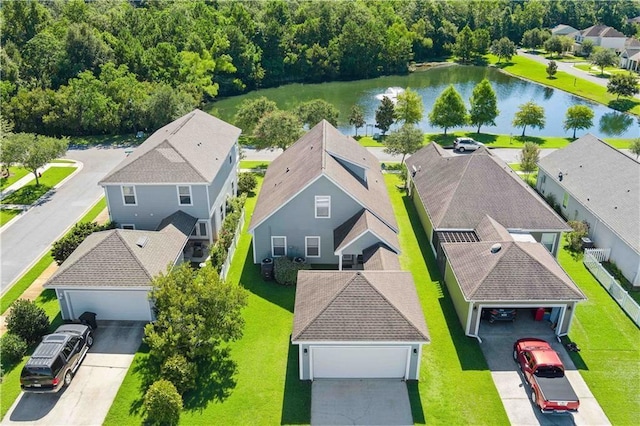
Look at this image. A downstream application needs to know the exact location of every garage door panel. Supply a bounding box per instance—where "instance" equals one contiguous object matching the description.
[66,290,151,321]
[312,346,408,379]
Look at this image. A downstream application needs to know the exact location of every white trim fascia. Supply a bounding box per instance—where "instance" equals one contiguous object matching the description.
[50,286,152,291]
[465,302,475,335]
[104,181,208,186]
[248,174,324,232]
[104,192,113,223]
[292,340,428,345]
[334,228,401,255]
[176,185,193,206]
[323,173,399,233]
[250,229,258,263]
[298,345,304,380]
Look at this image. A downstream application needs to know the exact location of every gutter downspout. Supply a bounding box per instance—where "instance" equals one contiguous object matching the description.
[465,302,482,343]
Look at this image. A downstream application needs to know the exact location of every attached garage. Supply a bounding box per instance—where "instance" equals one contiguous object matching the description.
[58,288,153,321]
[311,346,410,379]
[292,270,429,381]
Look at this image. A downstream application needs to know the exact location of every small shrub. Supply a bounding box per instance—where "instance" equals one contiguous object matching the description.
[160,355,197,395]
[274,257,311,286]
[6,299,49,345]
[51,221,114,265]
[1,333,28,364]
[237,172,257,194]
[565,220,589,252]
[144,379,183,426]
[227,193,247,214]
[210,243,227,272]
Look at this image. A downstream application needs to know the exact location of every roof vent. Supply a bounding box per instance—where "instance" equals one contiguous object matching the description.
[136,236,149,248]
[490,243,502,254]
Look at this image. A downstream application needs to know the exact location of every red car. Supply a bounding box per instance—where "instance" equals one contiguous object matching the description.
[513,338,579,413]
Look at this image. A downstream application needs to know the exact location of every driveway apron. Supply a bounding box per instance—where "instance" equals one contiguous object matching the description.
[311,379,413,425]
[479,312,610,425]
[2,321,144,426]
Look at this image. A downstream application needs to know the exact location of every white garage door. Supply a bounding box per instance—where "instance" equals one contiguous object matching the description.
[65,289,152,321]
[311,346,409,379]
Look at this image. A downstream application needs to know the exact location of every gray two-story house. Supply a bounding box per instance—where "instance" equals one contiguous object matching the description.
[100,109,241,261]
[248,120,400,269]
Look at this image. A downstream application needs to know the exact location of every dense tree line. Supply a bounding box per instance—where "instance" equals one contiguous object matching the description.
[2,0,639,136]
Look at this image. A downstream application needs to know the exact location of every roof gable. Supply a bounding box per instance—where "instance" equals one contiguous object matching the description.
[581,25,625,38]
[538,134,639,252]
[100,109,240,184]
[333,209,400,253]
[292,271,429,342]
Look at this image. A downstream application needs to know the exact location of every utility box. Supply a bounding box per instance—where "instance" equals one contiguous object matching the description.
[261,258,274,281]
[581,237,594,249]
[79,311,98,329]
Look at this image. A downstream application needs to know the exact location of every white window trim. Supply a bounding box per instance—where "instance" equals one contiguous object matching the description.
[271,236,287,257]
[121,185,137,206]
[315,195,331,219]
[192,220,208,238]
[177,185,193,206]
[305,236,321,258]
[121,224,136,230]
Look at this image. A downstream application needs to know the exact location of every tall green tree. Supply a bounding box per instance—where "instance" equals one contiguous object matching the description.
[473,29,491,55]
[521,28,549,51]
[395,88,424,125]
[4,133,68,185]
[544,36,563,58]
[234,96,278,135]
[490,37,517,63]
[469,79,499,133]
[518,141,540,184]
[383,124,424,165]
[294,99,339,127]
[579,39,595,57]
[349,104,365,136]
[630,138,640,159]
[589,48,618,76]
[513,101,545,137]
[453,25,474,63]
[607,73,639,100]
[375,96,395,135]
[253,110,303,150]
[429,85,467,135]
[564,105,594,138]
[144,263,248,364]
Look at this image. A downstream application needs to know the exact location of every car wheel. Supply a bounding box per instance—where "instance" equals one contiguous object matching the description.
[530,388,537,404]
[457,147,465,152]
[513,349,518,362]
[87,333,94,348]
[64,370,73,387]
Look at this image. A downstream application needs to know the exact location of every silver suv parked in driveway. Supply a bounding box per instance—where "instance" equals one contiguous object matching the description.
[454,137,484,152]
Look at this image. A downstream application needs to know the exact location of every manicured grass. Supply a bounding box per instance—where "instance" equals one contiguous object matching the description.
[69,133,139,147]
[239,160,269,169]
[573,63,629,77]
[0,167,29,191]
[559,248,640,425]
[49,159,76,164]
[385,174,508,424]
[488,54,640,115]
[105,177,311,425]
[1,167,76,205]
[0,209,21,226]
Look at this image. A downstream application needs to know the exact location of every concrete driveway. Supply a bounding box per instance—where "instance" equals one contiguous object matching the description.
[311,379,413,425]
[479,311,610,425]
[2,321,144,426]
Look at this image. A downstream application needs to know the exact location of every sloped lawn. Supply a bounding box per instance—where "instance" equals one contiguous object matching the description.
[105,178,311,425]
[385,175,508,424]
[559,249,640,425]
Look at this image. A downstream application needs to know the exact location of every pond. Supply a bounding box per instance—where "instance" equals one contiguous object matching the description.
[207,65,639,139]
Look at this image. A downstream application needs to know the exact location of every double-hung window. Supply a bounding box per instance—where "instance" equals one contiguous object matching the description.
[177,185,192,205]
[122,185,137,205]
[271,236,287,257]
[305,236,321,257]
[315,196,331,218]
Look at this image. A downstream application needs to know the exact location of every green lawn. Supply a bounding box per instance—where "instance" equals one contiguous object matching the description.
[1,167,76,205]
[573,63,629,77]
[385,174,508,424]
[0,167,29,191]
[239,160,269,170]
[559,249,640,425]
[488,54,640,115]
[0,209,21,226]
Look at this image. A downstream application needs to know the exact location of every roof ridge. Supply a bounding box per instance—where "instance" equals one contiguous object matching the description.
[439,155,473,222]
[169,112,195,136]
[321,120,327,170]
[164,135,210,182]
[115,230,155,281]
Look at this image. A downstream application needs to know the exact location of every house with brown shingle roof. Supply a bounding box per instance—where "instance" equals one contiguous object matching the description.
[248,120,399,269]
[576,24,627,51]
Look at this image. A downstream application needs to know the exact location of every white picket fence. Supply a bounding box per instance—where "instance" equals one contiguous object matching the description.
[583,249,640,327]
[220,210,245,280]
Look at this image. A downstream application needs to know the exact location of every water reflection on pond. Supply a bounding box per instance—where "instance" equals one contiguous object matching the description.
[208,65,639,138]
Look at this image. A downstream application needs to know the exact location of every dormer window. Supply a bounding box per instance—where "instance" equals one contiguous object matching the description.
[315,196,331,218]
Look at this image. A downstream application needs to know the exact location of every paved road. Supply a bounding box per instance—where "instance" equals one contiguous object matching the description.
[0,146,127,294]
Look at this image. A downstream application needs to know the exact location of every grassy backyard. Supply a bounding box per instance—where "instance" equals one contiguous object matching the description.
[1,167,76,205]
[238,160,269,170]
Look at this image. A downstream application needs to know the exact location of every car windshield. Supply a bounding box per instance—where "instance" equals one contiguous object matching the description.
[534,366,564,378]
[21,366,52,378]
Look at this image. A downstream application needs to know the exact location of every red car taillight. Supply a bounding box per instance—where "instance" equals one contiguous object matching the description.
[52,378,59,386]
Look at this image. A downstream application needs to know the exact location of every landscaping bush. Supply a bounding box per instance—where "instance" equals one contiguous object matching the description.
[160,355,197,395]
[210,195,247,272]
[274,257,311,286]
[51,221,114,265]
[209,243,227,272]
[237,172,257,194]
[144,379,183,426]
[1,333,28,364]
[6,299,49,345]
[565,220,589,252]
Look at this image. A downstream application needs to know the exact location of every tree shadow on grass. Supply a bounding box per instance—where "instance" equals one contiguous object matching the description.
[183,347,238,412]
[280,342,311,424]
[238,243,295,313]
[492,60,515,69]
[608,98,639,112]
[128,344,155,416]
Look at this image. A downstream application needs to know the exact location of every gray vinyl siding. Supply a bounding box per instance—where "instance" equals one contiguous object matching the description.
[207,144,239,211]
[443,260,470,333]
[105,184,209,230]
[529,231,562,257]
[252,176,363,264]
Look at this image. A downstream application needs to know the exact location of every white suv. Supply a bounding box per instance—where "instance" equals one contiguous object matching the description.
[454,137,484,152]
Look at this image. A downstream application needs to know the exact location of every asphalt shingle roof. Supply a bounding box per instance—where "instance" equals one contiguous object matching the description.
[538,134,640,252]
[100,109,240,184]
[292,271,429,342]
[362,243,401,270]
[333,209,400,253]
[405,143,569,231]
[44,212,197,288]
[581,25,625,38]
[249,120,397,232]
